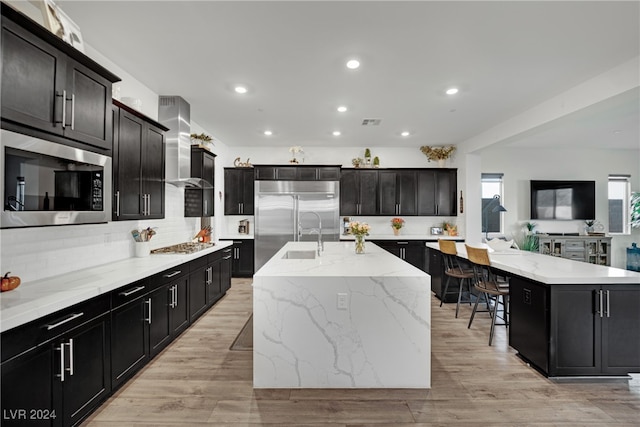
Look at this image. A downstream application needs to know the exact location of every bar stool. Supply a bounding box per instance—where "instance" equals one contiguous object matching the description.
[438,240,475,318]
[465,244,510,346]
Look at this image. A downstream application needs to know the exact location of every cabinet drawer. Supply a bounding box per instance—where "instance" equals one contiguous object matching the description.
[565,252,585,260]
[148,264,188,290]
[1,294,110,363]
[564,241,585,250]
[190,253,209,270]
[111,280,148,309]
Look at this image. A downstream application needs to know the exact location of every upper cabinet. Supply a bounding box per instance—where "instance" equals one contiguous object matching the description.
[378,170,417,216]
[340,169,379,216]
[0,4,120,153]
[185,146,216,217]
[112,101,167,221]
[224,168,254,215]
[254,165,340,181]
[417,169,457,216]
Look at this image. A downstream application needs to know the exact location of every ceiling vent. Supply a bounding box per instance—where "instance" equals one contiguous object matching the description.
[361,118,382,126]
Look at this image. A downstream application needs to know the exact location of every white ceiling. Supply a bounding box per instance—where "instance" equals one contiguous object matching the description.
[56,1,640,150]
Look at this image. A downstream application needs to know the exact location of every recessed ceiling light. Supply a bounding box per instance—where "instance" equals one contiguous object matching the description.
[446,87,459,95]
[332,131,341,136]
[234,85,248,94]
[337,106,348,113]
[263,130,273,136]
[346,59,360,69]
[401,131,410,137]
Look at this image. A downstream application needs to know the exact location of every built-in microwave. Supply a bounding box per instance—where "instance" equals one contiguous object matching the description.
[1,130,112,228]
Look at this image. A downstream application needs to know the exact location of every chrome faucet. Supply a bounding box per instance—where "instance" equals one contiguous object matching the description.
[299,211,323,254]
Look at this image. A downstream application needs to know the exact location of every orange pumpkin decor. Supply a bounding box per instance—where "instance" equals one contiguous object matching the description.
[1,272,21,292]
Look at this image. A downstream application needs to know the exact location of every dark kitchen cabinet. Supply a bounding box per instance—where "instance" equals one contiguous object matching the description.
[185,146,216,217]
[372,240,425,271]
[254,165,340,181]
[221,239,255,277]
[340,169,379,216]
[112,101,167,220]
[1,5,119,153]
[0,294,111,427]
[189,257,210,322]
[378,170,417,216]
[208,247,232,305]
[224,168,255,215]
[509,278,640,377]
[425,246,448,302]
[148,266,189,357]
[417,169,457,216]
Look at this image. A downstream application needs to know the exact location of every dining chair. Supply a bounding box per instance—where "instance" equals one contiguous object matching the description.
[438,240,475,318]
[465,244,510,346]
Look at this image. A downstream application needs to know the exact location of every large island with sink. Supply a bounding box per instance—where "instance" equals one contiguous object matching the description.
[253,241,431,388]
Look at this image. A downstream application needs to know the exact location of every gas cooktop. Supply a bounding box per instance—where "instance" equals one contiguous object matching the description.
[151,242,215,254]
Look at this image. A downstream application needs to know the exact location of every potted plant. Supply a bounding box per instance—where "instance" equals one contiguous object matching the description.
[364,148,372,166]
[390,217,405,235]
[521,222,539,252]
[373,156,380,168]
[352,157,363,168]
[419,145,456,167]
[190,132,213,148]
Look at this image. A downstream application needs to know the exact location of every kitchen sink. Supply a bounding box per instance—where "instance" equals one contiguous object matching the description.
[282,250,317,259]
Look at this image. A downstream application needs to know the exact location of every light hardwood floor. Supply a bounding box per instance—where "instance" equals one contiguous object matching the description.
[83,278,640,426]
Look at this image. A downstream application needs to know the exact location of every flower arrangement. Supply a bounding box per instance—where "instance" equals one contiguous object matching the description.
[391,217,405,230]
[190,132,213,145]
[419,145,456,162]
[521,222,538,252]
[349,221,371,236]
[443,222,458,236]
[289,146,304,163]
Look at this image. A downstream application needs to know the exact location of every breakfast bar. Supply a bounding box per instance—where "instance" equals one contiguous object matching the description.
[253,241,431,388]
[426,242,640,378]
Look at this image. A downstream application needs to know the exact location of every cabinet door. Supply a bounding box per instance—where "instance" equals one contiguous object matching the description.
[398,171,417,215]
[208,258,223,306]
[435,169,456,216]
[236,240,255,277]
[417,170,437,215]
[241,169,255,214]
[111,298,148,389]
[358,170,379,215]
[142,125,165,218]
[378,171,398,215]
[114,110,143,220]
[1,18,65,137]
[297,167,318,181]
[62,315,111,427]
[224,169,243,215]
[402,242,424,269]
[189,267,209,322]
[318,167,340,181]
[339,170,359,215]
[221,249,232,293]
[148,286,171,357]
[1,344,57,427]
[276,167,297,180]
[425,247,446,301]
[170,277,190,336]
[601,286,640,375]
[550,286,601,376]
[63,59,112,151]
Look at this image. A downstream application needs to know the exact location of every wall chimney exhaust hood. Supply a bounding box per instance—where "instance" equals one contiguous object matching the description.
[158,95,212,189]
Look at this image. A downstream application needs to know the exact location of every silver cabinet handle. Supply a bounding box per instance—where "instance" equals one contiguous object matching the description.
[223,255,232,260]
[55,91,65,126]
[145,298,152,324]
[163,270,182,278]
[61,89,67,128]
[57,344,65,382]
[169,285,176,308]
[46,312,84,330]
[204,200,208,215]
[241,203,244,214]
[173,285,178,308]
[115,190,120,217]
[605,290,610,318]
[67,339,74,376]
[119,286,145,297]
[145,194,150,215]
[599,290,604,318]
[70,93,75,130]
[206,267,212,285]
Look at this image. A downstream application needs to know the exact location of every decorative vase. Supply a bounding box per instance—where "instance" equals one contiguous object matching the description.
[437,159,446,168]
[393,227,400,236]
[355,234,366,254]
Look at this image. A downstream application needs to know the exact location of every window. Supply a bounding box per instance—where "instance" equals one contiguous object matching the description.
[608,175,631,234]
[481,173,504,234]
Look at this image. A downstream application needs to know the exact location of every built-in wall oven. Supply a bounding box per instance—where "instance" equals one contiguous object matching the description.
[1,129,111,228]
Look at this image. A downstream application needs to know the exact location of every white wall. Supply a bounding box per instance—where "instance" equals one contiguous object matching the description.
[480,146,640,268]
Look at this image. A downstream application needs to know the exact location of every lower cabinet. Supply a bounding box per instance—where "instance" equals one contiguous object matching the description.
[509,277,640,377]
[1,295,111,427]
[221,239,255,277]
[425,246,446,301]
[1,248,233,425]
[372,240,425,271]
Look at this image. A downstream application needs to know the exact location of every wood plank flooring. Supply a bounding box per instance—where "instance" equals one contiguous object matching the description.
[83,278,640,426]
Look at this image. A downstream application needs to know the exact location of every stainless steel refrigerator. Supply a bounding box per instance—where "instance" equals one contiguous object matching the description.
[254,180,340,271]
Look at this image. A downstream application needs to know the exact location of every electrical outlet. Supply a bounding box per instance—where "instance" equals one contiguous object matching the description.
[337,293,348,310]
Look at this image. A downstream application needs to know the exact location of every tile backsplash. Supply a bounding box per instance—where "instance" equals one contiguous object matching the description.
[0,186,200,283]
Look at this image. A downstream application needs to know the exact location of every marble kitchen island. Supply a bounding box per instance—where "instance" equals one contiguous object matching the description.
[253,241,431,388]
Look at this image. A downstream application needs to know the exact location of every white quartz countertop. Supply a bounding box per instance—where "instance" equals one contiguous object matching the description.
[219,234,254,240]
[340,234,462,241]
[255,241,428,277]
[0,241,233,333]
[425,242,640,285]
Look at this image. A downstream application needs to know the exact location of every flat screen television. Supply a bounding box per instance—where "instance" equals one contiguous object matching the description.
[530,180,595,220]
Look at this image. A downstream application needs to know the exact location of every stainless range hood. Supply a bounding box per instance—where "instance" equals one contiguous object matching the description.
[158,95,212,188]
